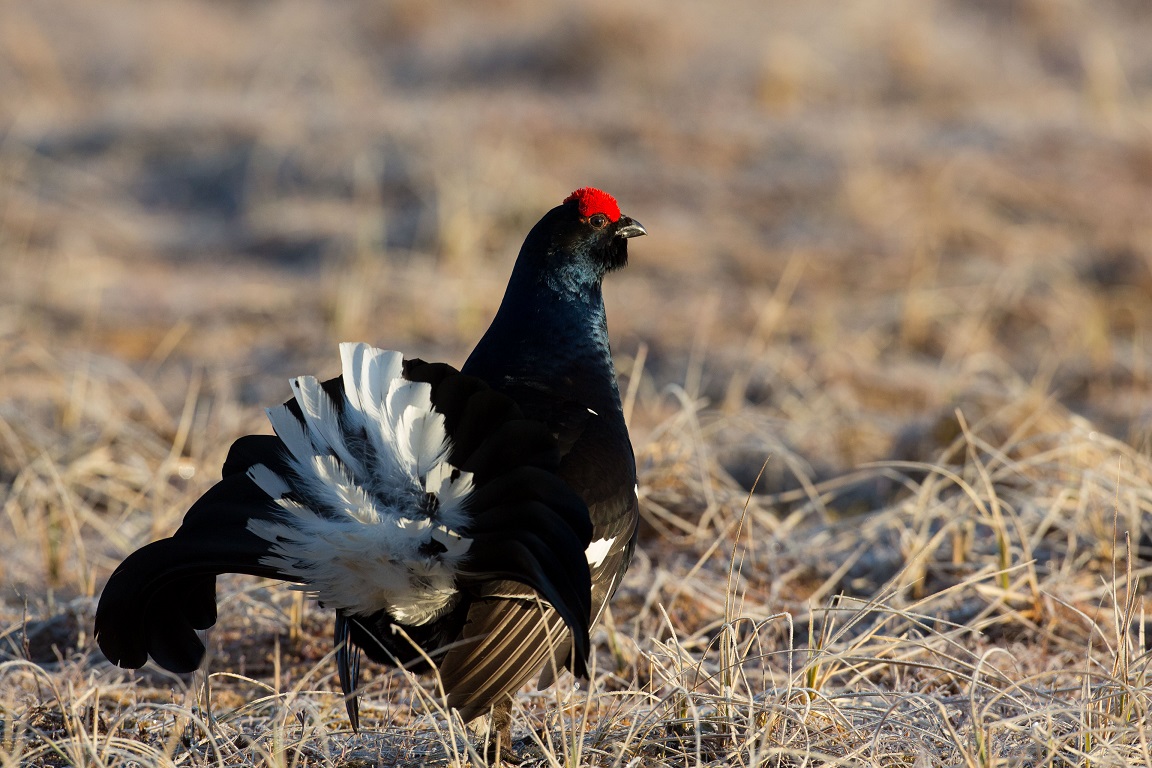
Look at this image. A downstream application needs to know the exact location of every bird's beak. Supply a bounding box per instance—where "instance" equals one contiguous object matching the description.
[616,217,647,239]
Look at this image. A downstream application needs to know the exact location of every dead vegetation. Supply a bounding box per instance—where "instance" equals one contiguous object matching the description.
[3,0,1152,765]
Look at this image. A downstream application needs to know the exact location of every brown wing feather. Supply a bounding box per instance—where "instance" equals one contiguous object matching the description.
[442,597,569,721]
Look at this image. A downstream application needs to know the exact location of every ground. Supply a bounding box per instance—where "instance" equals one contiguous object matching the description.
[2,1,1152,765]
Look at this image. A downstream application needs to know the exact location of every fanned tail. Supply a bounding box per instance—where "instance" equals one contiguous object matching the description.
[96,344,597,706]
[245,343,474,627]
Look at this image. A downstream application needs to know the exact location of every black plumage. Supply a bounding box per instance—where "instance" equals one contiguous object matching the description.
[94,188,644,755]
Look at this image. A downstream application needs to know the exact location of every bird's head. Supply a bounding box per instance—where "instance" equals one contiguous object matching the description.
[525,187,646,296]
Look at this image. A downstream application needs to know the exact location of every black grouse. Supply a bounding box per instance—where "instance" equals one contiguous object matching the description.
[95,187,644,755]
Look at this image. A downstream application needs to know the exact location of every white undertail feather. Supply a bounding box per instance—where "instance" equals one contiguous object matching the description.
[247,342,474,626]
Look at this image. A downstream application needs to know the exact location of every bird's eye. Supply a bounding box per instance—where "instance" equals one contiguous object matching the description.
[589,213,609,229]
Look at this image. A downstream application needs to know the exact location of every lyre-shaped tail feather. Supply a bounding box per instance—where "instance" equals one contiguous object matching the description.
[94,436,306,672]
[335,614,363,731]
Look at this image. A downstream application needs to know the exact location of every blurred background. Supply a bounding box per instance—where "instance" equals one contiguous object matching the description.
[3,0,1152,672]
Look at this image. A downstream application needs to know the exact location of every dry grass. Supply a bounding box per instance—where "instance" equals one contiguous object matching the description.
[3,0,1152,765]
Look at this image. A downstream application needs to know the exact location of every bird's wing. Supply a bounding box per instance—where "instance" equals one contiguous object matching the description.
[536,488,637,689]
[432,488,635,709]
[425,383,639,701]
[440,595,568,722]
[401,359,597,661]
